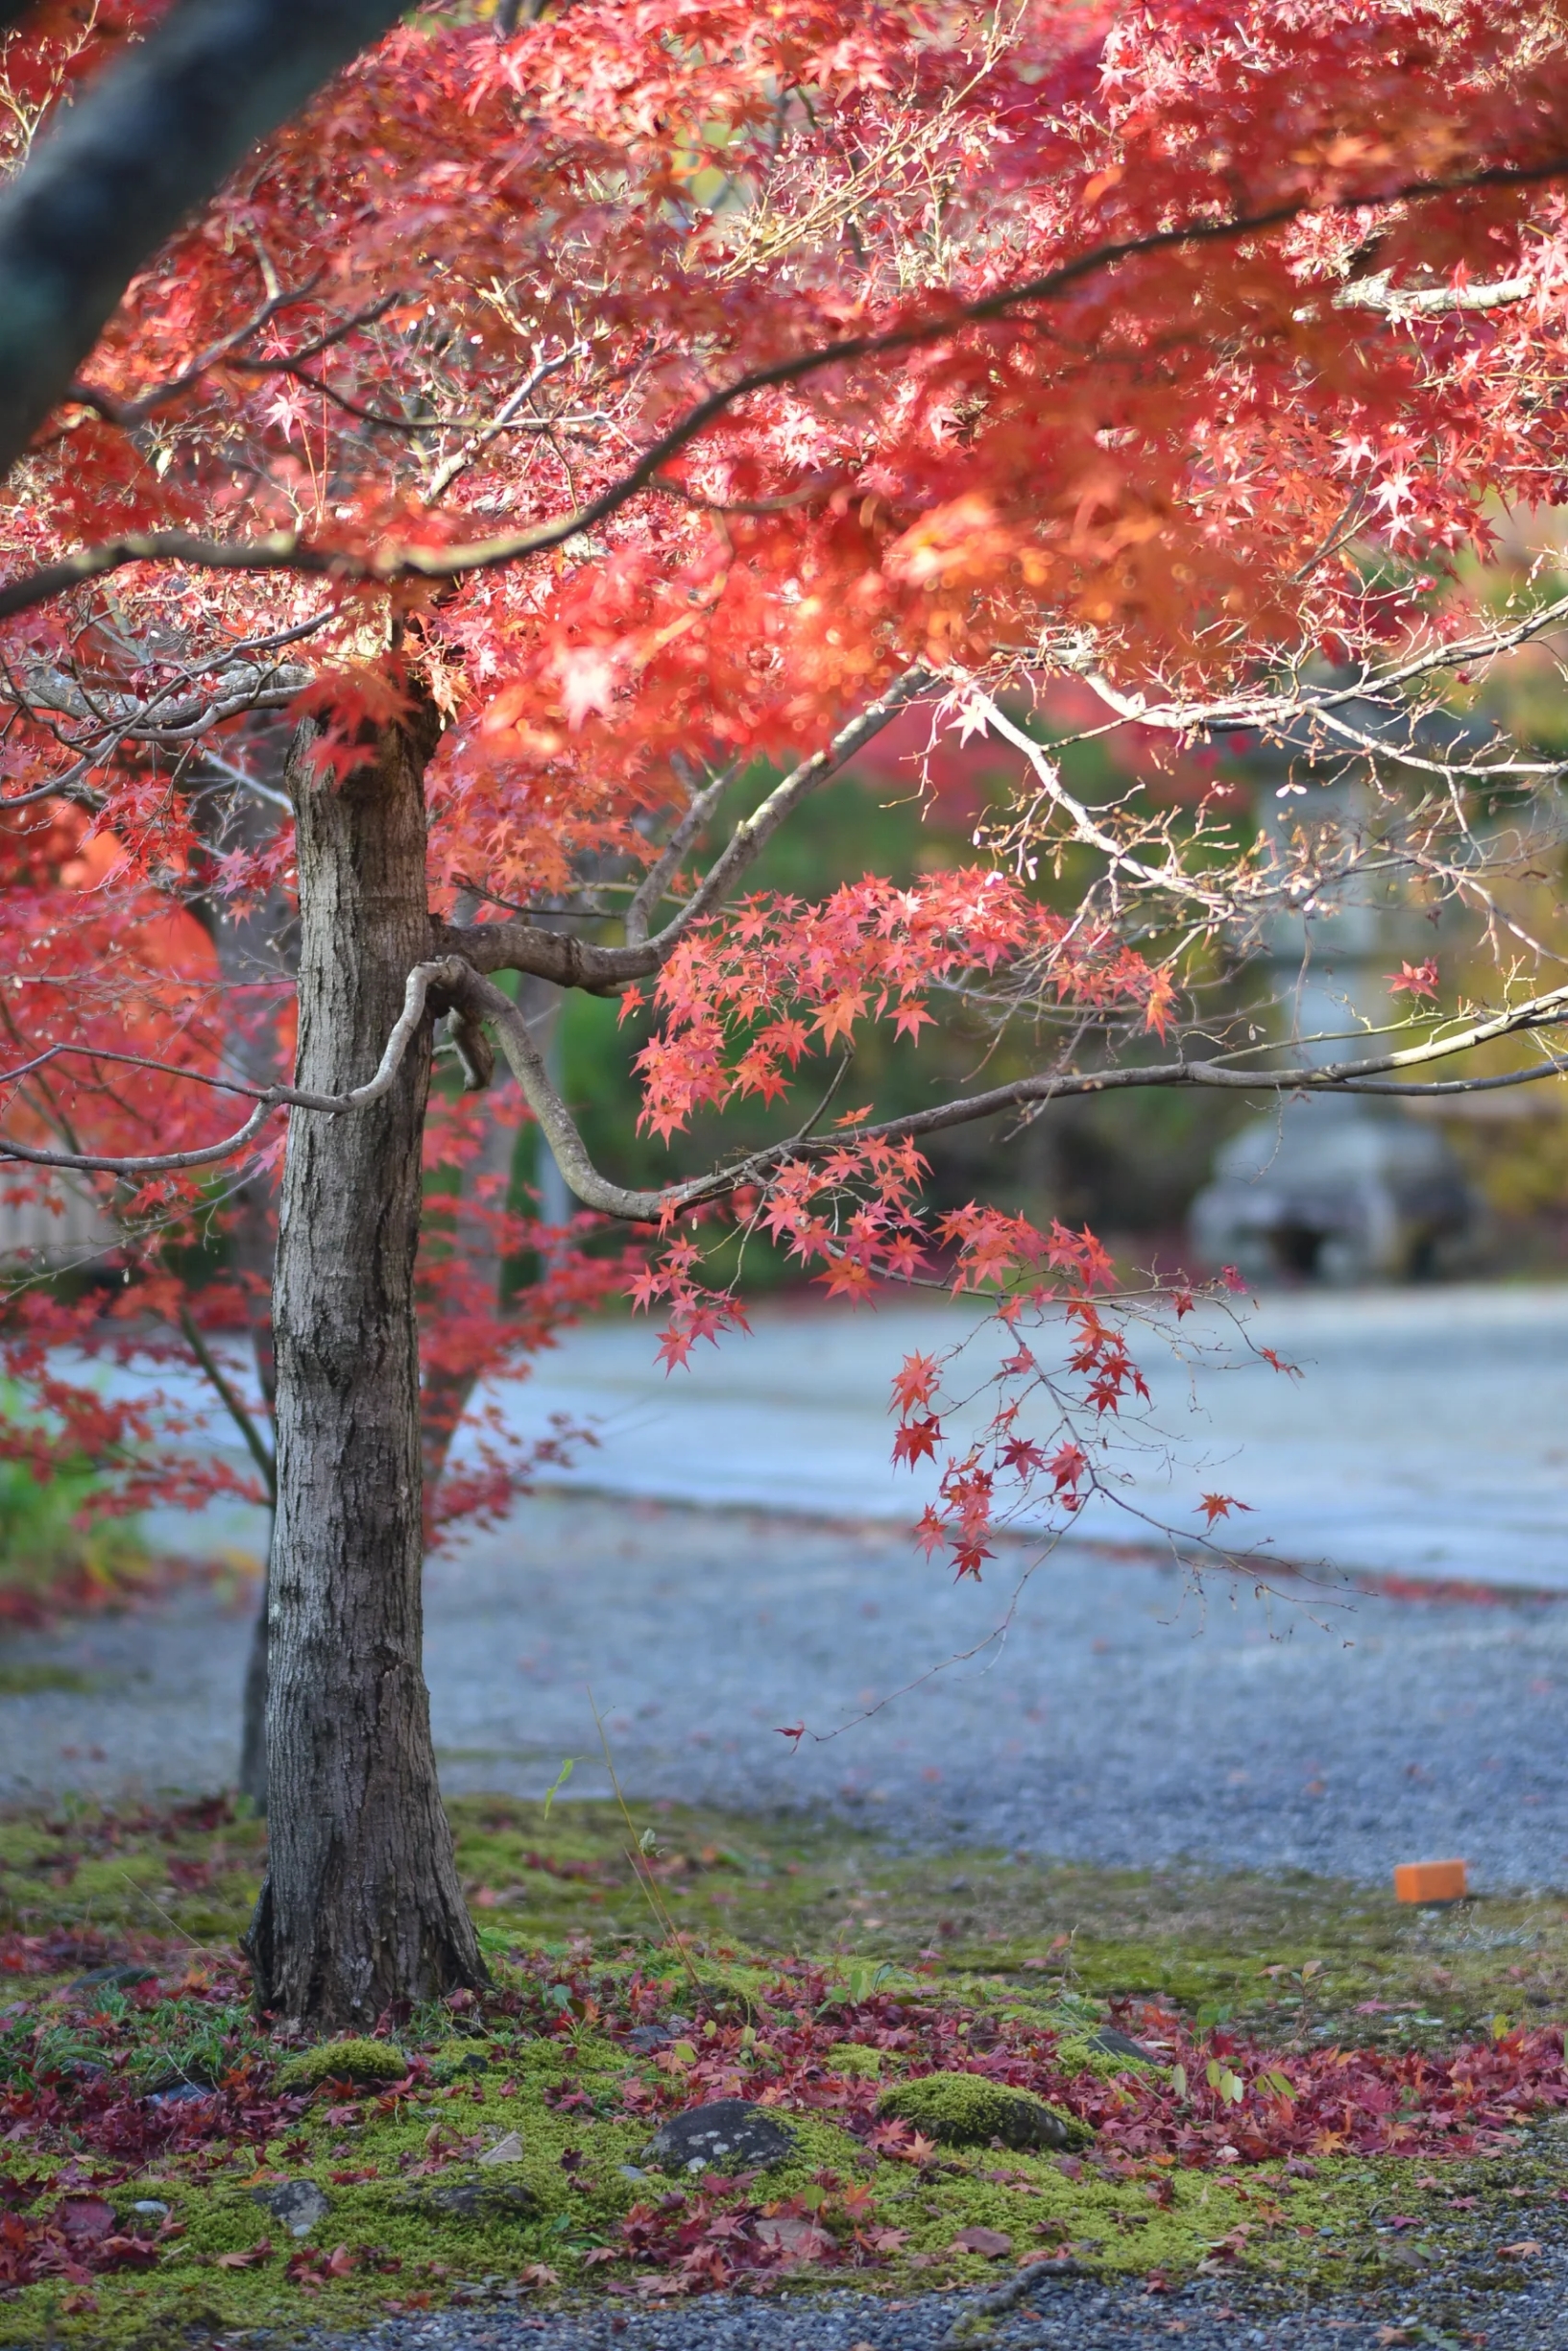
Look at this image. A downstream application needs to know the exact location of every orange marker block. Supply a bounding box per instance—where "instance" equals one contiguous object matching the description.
[1393,1859,1467,1904]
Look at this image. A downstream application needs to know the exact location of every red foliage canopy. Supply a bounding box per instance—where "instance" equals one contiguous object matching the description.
[0,0,1565,1555]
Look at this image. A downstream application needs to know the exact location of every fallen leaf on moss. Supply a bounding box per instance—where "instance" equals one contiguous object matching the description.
[950,2226,1012,2257]
[216,2240,273,2269]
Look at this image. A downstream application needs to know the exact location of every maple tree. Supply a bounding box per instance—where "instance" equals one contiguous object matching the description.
[0,0,1567,2028]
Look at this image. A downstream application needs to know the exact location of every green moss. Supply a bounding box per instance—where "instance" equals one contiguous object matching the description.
[276,2036,408,2090]
[830,2042,888,2077]
[876,2072,1093,2152]
[7,1791,1568,2345]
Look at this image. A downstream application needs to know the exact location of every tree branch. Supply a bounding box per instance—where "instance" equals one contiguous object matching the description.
[0,0,417,473]
[0,956,460,1173]
[437,666,934,982]
[178,1299,277,1503]
[446,962,1568,1224]
[12,954,1567,1191]
[1334,271,1532,316]
[5,156,1567,617]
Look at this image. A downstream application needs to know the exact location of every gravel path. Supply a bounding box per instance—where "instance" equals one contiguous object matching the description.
[5,1491,1568,1890]
[493,1285,1568,1589]
[298,2250,1568,2351]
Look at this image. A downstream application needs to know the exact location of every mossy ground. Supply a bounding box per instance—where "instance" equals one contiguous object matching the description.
[1,1792,1565,2345]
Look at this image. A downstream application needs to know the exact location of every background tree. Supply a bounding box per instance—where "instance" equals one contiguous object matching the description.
[2,0,1568,2025]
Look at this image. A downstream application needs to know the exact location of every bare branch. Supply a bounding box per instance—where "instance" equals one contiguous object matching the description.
[643,667,936,952]
[623,761,737,948]
[0,956,463,1174]
[425,343,586,503]
[439,665,934,982]
[962,687,1233,912]
[1059,594,1568,764]
[1334,271,1533,316]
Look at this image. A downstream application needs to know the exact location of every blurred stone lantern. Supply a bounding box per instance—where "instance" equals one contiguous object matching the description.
[1189,699,1478,1284]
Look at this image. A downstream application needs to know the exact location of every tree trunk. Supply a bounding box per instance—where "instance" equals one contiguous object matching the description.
[233,1172,277,1810]
[245,704,484,2028]
[186,725,297,1812]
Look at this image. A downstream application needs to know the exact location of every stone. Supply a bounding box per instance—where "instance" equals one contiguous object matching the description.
[68,1963,157,1997]
[645,2098,797,2176]
[755,2214,832,2262]
[432,2042,493,2083]
[1191,1098,1472,1286]
[397,2177,541,2224]
[1087,2027,1159,2065]
[478,2131,524,2166]
[627,2013,691,2054]
[253,2179,331,2240]
[875,2074,1091,2153]
[145,2081,217,2108]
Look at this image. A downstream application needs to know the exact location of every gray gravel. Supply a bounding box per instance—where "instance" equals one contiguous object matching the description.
[299,2254,1568,2351]
[4,1491,1568,1889]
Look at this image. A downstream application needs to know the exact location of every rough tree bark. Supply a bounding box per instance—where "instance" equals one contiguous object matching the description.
[244,702,485,2026]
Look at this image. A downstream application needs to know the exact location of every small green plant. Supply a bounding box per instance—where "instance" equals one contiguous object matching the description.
[0,1448,149,1615]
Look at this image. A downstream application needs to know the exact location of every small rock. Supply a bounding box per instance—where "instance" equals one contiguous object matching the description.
[876,2074,1089,2153]
[478,2131,524,2167]
[397,2177,540,2224]
[626,2024,673,2053]
[645,2098,797,2176]
[617,2164,647,2181]
[68,1964,157,1998]
[1088,2027,1159,2065]
[253,2179,331,2240]
[627,2014,691,2053]
[432,2042,493,2083]
[755,2214,831,2262]
[130,2200,169,2218]
[146,2081,217,2108]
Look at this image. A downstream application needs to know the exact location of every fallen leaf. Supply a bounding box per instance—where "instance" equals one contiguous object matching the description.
[950,2226,1013,2258]
[757,2215,833,2261]
[216,2240,273,2270]
[57,2198,114,2244]
[1498,2240,1543,2259]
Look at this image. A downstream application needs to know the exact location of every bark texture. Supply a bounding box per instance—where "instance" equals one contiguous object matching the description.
[246,708,484,2025]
